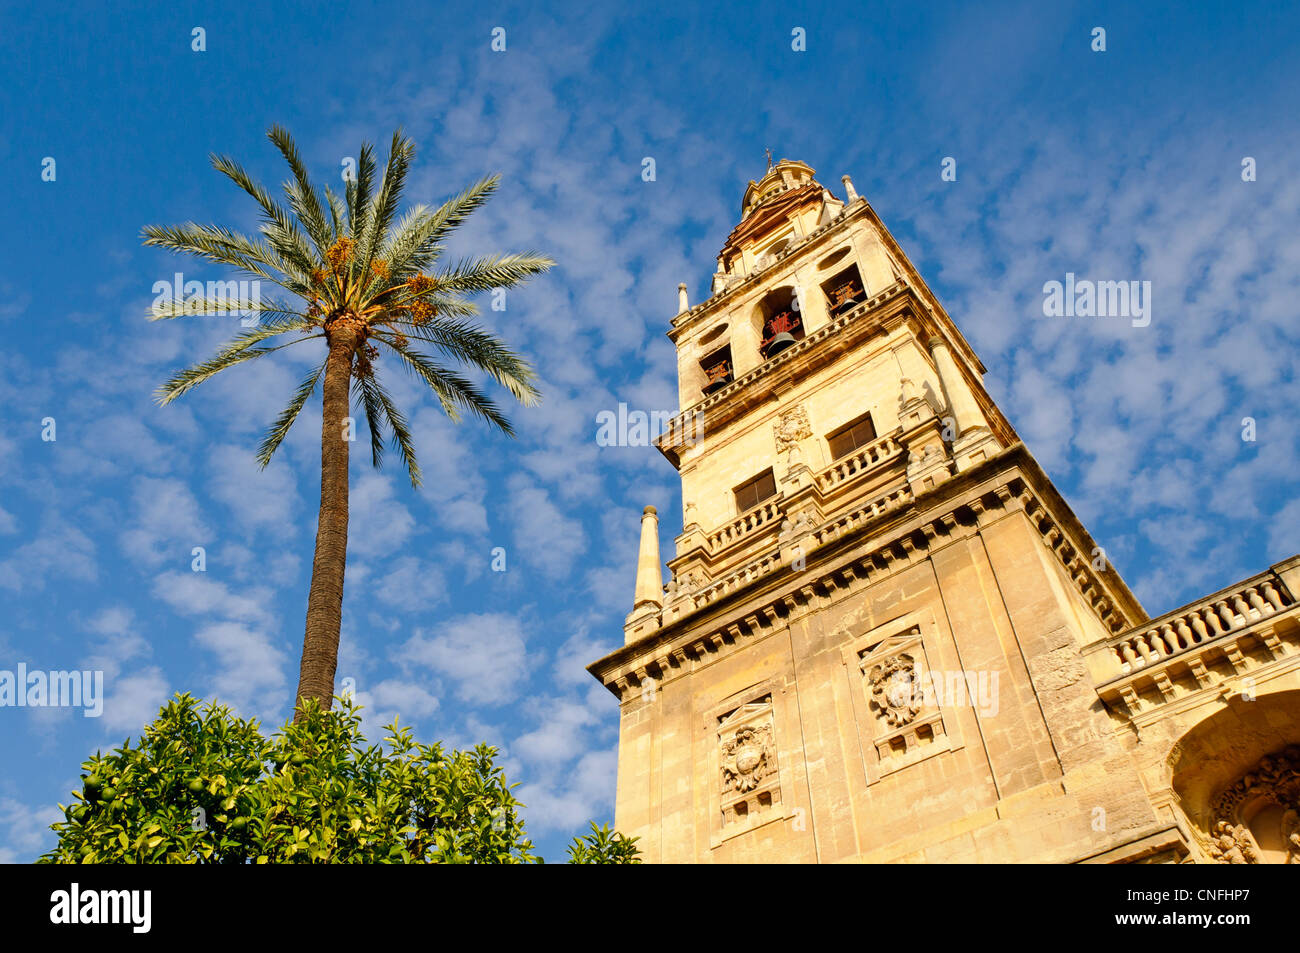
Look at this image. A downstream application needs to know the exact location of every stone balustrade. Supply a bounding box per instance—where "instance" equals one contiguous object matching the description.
[707,499,783,553]
[1107,573,1293,677]
[815,434,903,493]
[691,549,784,609]
[811,485,913,547]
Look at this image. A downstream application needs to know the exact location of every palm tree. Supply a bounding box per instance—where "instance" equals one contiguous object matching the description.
[143,127,552,719]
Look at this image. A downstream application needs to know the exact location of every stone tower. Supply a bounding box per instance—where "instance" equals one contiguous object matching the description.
[587,159,1300,863]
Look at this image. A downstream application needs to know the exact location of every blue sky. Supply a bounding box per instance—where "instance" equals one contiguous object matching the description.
[1,1,1297,861]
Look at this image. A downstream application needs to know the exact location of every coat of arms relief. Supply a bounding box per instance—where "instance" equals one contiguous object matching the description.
[865,652,922,727]
[855,627,950,769]
[716,696,780,828]
[773,404,811,468]
[721,724,774,793]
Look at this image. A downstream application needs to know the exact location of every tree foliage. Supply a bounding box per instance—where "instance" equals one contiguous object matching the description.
[39,694,637,865]
[567,822,643,864]
[142,127,553,485]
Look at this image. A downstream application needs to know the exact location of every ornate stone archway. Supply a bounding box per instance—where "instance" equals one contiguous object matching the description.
[1205,745,1300,864]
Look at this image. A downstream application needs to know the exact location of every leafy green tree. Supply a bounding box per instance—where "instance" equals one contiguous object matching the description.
[567,822,642,864]
[40,694,638,864]
[142,128,552,718]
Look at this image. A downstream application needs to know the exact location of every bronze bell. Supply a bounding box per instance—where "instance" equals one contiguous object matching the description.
[763,332,797,358]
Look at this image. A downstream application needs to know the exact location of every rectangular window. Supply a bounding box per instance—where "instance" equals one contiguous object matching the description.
[827,414,877,460]
[733,469,777,513]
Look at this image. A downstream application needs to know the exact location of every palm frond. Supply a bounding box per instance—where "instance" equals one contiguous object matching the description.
[148,294,305,323]
[346,142,377,240]
[376,382,421,487]
[210,153,317,278]
[433,253,555,295]
[374,203,431,271]
[350,365,421,486]
[399,319,540,406]
[416,292,479,319]
[360,203,429,300]
[256,357,328,466]
[208,316,318,355]
[358,129,415,276]
[351,371,387,469]
[267,125,332,255]
[156,334,318,405]
[323,185,346,241]
[378,337,516,436]
[384,175,499,277]
[141,223,289,285]
[420,174,500,247]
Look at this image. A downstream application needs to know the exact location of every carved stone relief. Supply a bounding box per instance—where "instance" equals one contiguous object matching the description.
[1206,745,1300,864]
[721,724,774,794]
[715,695,781,831]
[853,626,951,771]
[865,652,922,727]
[773,405,811,459]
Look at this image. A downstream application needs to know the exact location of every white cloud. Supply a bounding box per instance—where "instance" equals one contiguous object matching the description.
[552,628,616,689]
[119,477,210,567]
[151,571,273,628]
[399,613,529,707]
[0,798,62,864]
[193,621,290,720]
[100,667,170,736]
[207,443,300,533]
[504,476,586,579]
[371,555,446,612]
[515,747,617,834]
[348,472,417,557]
[0,517,98,592]
[512,697,599,765]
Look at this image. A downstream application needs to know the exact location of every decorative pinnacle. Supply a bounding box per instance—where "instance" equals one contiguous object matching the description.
[632,504,663,612]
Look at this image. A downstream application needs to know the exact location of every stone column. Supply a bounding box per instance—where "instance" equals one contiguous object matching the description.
[677,283,689,314]
[928,336,984,437]
[841,174,859,202]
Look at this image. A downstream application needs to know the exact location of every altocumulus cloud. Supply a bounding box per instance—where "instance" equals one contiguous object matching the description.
[399,613,530,707]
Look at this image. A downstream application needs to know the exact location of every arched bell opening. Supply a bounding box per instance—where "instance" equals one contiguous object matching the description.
[753,285,805,361]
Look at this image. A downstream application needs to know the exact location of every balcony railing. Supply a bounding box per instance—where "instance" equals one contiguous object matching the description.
[815,433,903,493]
[707,498,783,553]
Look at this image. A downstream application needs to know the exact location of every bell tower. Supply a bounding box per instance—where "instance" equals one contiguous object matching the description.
[588,159,1219,863]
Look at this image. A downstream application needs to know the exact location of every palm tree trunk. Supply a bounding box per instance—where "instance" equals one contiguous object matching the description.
[293,325,358,719]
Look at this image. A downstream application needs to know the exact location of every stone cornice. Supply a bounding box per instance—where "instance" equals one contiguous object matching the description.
[588,443,1148,701]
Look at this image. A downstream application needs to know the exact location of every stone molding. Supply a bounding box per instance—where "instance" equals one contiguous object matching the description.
[592,446,1145,703]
